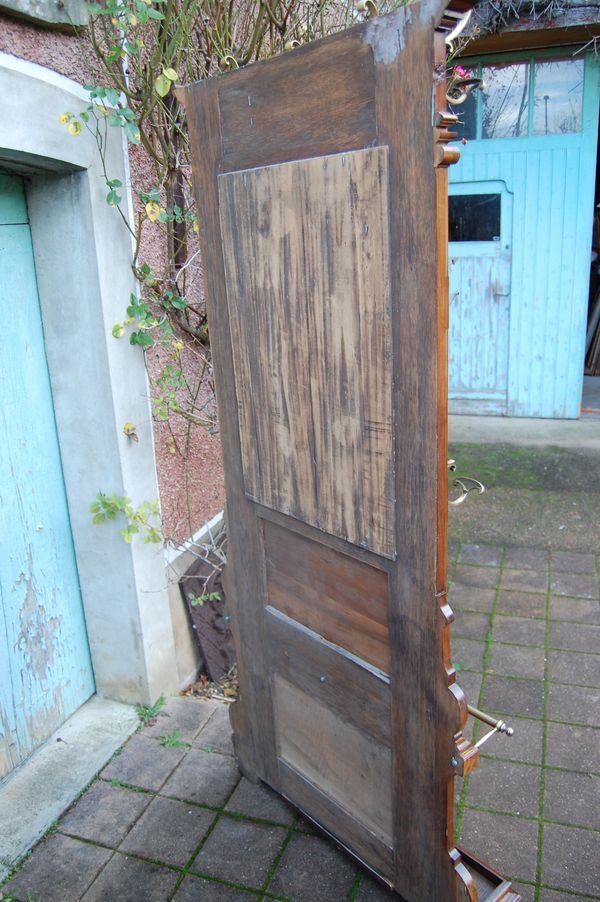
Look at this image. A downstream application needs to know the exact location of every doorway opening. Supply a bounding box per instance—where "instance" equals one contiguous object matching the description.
[582,116,600,416]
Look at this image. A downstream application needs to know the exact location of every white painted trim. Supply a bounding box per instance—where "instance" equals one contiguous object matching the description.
[0,51,90,101]
[0,57,179,705]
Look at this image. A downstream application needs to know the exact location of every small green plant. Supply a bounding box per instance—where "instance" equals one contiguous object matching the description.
[90,492,162,544]
[187,590,222,607]
[135,694,166,727]
[159,729,191,749]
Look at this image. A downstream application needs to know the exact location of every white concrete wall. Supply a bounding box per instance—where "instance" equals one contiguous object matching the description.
[0,52,180,704]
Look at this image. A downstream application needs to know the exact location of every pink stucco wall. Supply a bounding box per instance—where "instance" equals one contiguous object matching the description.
[1,13,225,539]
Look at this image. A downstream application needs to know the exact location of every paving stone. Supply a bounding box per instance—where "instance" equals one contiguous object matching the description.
[547,683,600,727]
[191,816,286,889]
[195,705,235,756]
[460,544,503,567]
[493,616,546,648]
[548,649,600,687]
[142,697,216,742]
[454,565,500,589]
[502,568,549,594]
[464,758,541,818]
[540,889,596,901]
[355,874,397,900]
[59,780,151,847]
[546,722,600,773]
[119,796,216,866]
[541,823,600,896]
[496,590,546,619]
[488,643,546,681]
[544,769,600,830]
[160,748,239,807]
[483,675,544,719]
[481,717,543,765]
[453,611,491,641]
[504,547,548,571]
[100,734,186,791]
[226,777,296,825]
[452,638,486,673]
[2,834,111,902]
[549,572,599,600]
[549,596,600,625]
[511,881,536,902]
[173,875,259,900]
[551,551,597,575]
[458,809,539,882]
[449,583,496,613]
[81,851,179,901]
[266,833,357,901]
[549,622,600,654]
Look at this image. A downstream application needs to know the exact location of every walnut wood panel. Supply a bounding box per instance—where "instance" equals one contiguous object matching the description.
[218,147,394,558]
[266,606,390,746]
[217,32,376,172]
[264,519,390,674]
[273,676,393,846]
[181,3,519,898]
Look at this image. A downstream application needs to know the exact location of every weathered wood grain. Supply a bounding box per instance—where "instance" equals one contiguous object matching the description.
[266,606,391,745]
[219,147,394,558]
[264,519,390,673]
[273,675,393,846]
[218,32,376,172]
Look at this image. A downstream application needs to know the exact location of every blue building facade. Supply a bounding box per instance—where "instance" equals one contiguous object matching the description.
[449,47,600,418]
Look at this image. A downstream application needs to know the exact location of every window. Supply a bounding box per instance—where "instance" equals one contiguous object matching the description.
[533,59,584,135]
[450,56,585,141]
[482,62,529,139]
[449,194,501,242]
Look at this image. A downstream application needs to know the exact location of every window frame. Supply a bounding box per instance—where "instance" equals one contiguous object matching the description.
[451,47,586,142]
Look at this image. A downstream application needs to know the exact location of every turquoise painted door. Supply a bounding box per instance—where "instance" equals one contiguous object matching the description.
[448,181,512,413]
[0,174,95,780]
[449,51,600,418]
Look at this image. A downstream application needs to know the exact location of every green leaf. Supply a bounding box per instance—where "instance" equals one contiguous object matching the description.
[123,122,141,145]
[146,7,164,18]
[112,323,125,339]
[154,74,171,98]
[106,190,122,206]
[130,331,154,348]
[107,178,122,188]
[163,67,178,82]
[171,296,187,310]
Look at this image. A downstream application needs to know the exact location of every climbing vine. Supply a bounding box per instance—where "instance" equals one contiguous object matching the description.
[59,0,416,543]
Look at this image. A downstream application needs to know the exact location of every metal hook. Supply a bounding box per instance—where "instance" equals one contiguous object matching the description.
[219,54,239,71]
[449,476,485,506]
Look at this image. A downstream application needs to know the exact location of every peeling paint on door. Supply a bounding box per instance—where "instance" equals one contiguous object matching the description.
[0,174,95,781]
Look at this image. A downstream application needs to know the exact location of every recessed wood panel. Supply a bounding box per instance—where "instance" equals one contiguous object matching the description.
[263,520,390,674]
[218,147,394,558]
[273,675,393,846]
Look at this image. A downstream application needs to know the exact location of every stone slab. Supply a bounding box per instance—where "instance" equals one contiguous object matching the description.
[549,622,600,654]
[59,780,151,847]
[81,851,179,901]
[449,584,496,613]
[493,616,546,647]
[481,717,543,766]
[454,565,501,589]
[548,649,600,688]
[483,675,544,719]
[460,544,503,567]
[0,696,138,872]
[173,875,259,900]
[194,705,235,757]
[496,591,546,619]
[550,552,597,575]
[549,597,600,625]
[1,834,111,902]
[502,569,549,594]
[160,749,240,807]
[549,573,599,600]
[488,643,546,681]
[458,809,539,883]
[141,697,216,742]
[453,611,492,641]
[226,778,296,826]
[465,758,541,818]
[266,833,357,901]
[100,734,185,791]
[544,770,600,830]
[546,722,600,773]
[547,683,600,727]
[504,548,549,571]
[119,796,216,866]
[191,817,286,889]
[541,823,600,895]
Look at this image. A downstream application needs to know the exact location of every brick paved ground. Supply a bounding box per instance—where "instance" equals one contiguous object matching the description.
[1,543,598,902]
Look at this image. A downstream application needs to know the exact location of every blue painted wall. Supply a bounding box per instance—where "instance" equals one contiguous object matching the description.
[450,50,600,418]
[0,174,95,779]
